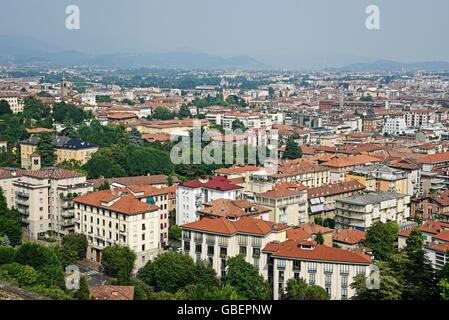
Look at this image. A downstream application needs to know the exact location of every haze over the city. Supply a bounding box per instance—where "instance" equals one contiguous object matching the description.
[1,0,449,69]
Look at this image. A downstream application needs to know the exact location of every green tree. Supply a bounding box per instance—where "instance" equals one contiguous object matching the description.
[23,96,51,120]
[231,119,246,132]
[128,128,143,147]
[61,234,88,259]
[315,232,324,245]
[0,246,16,265]
[178,105,192,119]
[175,284,242,300]
[363,221,399,261]
[283,278,329,300]
[36,133,56,167]
[101,245,136,282]
[402,229,438,300]
[52,102,84,124]
[223,255,271,300]
[55,245,78,268]
[168,225,182,241]
[282,138,302,160]
[0,262,38,287]
[14,243,64,288]
[439,262,449,300]
[152,107,175,120]
[85,155,127,179]
[0,100,12,115]
[0,189,22,247]
[74,276,90,300]
[140,252,197,293]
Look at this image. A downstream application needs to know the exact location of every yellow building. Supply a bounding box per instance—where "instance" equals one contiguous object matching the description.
[135,119,209,135]
[346,165,409,195]
[20,136,98,169]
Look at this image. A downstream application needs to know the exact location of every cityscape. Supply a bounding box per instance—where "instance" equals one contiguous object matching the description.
[0,0,448,309]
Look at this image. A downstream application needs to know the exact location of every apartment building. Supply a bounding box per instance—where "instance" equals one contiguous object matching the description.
[255,183,308,225]
[382,117,407,136]
[346,164,410,195]
[120,184,172,248]
[405,109,438,127]
[134,119,209,135]
[0,94,24,113]
[176,176,243,226]
[335,191,411,231]
[307,180,366,220]
[322,155,382,183]
[264,239,372,300]
[0,168,93,239]
[74,190,161,270]
[180,216,289,277]
[20,136,98,169]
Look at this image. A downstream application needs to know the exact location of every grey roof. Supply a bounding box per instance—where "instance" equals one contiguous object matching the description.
[20,135,98,150]
[338,191,407,206]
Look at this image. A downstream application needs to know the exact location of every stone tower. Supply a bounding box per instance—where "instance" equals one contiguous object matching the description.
[30,152,41,171]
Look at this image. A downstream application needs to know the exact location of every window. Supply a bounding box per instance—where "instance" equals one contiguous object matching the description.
[253,258,259,269]
[324,263,333,273]
[308,262,317,272]
[220,247,227,258]
[207,245,214,256]
[278,271,284,282]
[253,247,261,257]
[341,288,348,300]
[195,244,202,253]
[142,224,146,231]
[356,265,366,275]
[239,246,247,255]
[325,274,332,287]
[341,275,348,288]
[340,264,349,274]
[142,245,145,251]
[184,241,190,252]
[294,272,300,280]
[308,273,315,285]
[293,260,301,270]
[277,259,286,269]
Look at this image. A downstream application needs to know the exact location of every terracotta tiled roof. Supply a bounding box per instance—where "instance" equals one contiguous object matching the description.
[181,176,242,191]
[74,190,159,216]
[181,216,289,236]
[322,154,381,168]
[264,239,372,264]
[89,285,134,300]
[433,230,449,243]
[333,229,366,245]
[307,180,365,198]
[198,199,270,218]
[419,152,449,164]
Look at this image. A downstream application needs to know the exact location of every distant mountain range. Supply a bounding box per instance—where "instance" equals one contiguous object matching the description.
[326,59,449,72]
[1,35,449,72]
[0,35,268,70]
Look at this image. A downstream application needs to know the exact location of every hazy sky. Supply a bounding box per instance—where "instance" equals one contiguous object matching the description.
[1,0,448,69]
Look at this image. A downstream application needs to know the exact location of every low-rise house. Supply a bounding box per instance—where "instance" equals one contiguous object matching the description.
[322,155,382,183]
[287,224,334,247]
[335,191,411,231]
[197,198,270,220]
[332,229,366,250]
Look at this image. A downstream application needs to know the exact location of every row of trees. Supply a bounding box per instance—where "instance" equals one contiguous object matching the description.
[0,233,89,300]
[351,221,447,300]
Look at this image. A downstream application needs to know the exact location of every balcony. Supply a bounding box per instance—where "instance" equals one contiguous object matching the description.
[61,202,75,210]
[17,206,29,216]
[61,210,75,218]
[15,191,29,199]
[61,219,75,228]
